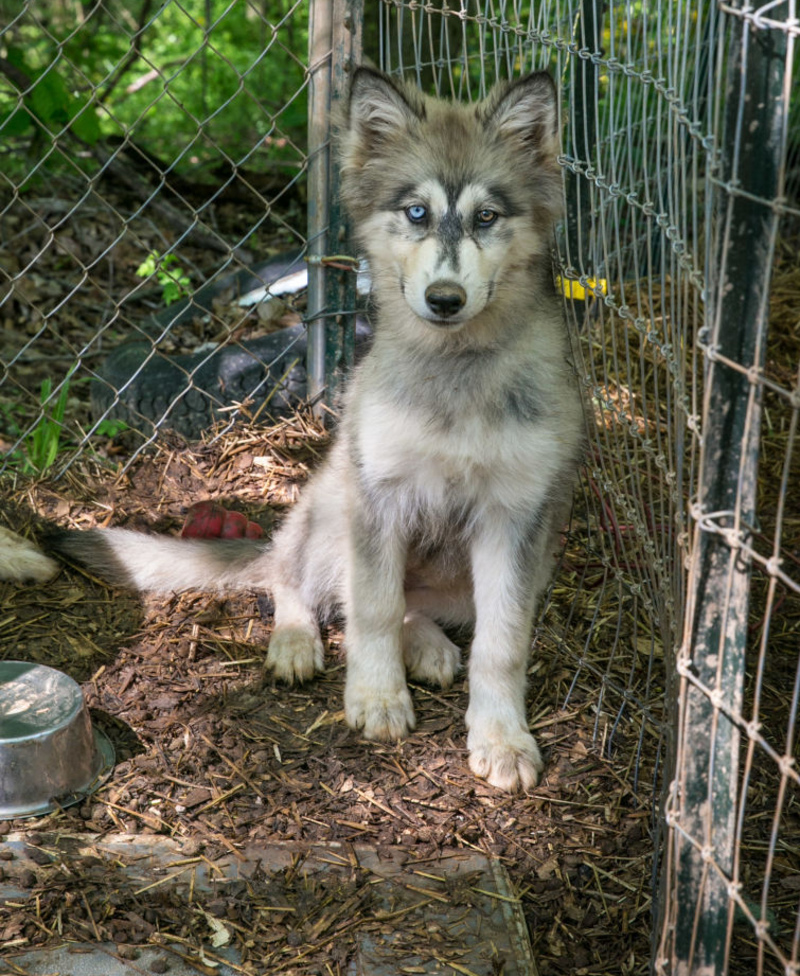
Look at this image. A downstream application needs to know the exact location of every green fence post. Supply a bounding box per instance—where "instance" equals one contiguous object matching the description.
[669,5,788,973]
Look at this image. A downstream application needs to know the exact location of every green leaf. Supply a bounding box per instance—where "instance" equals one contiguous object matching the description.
[161,280,182,305]
[0,107,33,139]
[136,252,158,278]
[25,369,74,474]
[68,96,101,145]
[28,69,73,131]
[95,418,128,437]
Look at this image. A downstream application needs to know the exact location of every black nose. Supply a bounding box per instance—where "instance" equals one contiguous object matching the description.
[425,282,467,318]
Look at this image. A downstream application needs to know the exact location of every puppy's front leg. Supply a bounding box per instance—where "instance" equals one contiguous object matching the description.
[343,505,415,741]
[465,512,553,791]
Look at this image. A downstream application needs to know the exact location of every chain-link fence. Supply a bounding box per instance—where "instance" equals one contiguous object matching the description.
[1,0,326,471]
[2,1,799,973]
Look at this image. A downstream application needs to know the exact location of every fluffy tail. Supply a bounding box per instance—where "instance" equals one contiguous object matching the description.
[46,527,269,593]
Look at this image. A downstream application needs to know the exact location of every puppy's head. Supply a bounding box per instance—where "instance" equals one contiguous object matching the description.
[336,68,562,329]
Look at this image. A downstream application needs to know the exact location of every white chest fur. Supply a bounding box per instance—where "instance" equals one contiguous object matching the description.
[355,391,572,521]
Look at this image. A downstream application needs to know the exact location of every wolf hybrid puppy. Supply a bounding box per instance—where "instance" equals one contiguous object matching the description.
[52,68,584,791]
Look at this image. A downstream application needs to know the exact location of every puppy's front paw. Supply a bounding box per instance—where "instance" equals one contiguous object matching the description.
[266,626,324,683]
[467,724,544,792]
[345,682,416,741]
[403,613,461,688]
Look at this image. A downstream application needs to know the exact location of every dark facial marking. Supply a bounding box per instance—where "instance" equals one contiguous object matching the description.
[486,183,525,218]
[437,207,463,270]
[384,182,422,210]
[443,180,464,210]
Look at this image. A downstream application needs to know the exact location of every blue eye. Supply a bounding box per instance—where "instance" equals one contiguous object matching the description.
[405,204,427,223]
[476,209,498,227]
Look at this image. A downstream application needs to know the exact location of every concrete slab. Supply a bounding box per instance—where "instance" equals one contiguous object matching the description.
[0,832,538,975]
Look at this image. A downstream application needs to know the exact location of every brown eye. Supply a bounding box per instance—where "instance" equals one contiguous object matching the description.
[476,209,498,227]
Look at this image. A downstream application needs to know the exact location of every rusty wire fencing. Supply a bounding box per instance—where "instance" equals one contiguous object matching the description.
[374,1,800,974]
[2,0,800,973]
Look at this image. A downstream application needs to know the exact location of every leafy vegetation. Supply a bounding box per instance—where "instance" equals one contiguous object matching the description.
[25,374,73,474]
[136,250,192,306]
[1,373,129,474]
[0,371,73,475]
[0,0,308,188]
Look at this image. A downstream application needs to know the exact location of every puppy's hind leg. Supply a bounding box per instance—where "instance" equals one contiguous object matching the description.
[403,579,472,687]
[402,611,461,688]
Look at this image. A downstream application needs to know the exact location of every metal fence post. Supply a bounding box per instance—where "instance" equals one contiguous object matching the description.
[307,0,362,417]
[665,4,789,972]
[325,0,362,396]
[306,0,333,412]
[565,0,602,276]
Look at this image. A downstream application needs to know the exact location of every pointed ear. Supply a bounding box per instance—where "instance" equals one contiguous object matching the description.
[482,72,559,156]
[346,67,425,143]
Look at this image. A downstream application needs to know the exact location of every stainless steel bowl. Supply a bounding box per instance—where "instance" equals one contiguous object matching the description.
[0,661,114,819]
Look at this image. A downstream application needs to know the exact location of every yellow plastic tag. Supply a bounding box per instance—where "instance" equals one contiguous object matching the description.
[557,277,608,300]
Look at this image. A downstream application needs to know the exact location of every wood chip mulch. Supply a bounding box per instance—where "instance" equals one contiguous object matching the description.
[0,414,659,975]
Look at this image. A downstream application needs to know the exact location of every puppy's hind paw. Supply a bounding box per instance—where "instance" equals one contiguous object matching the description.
[266,626,324,684]
[0,527,60,584]
[402,613,461,688]
[345,685,416,741]
[467,729,544,792]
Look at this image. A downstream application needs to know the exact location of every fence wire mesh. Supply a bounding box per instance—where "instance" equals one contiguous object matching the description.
[374,1,798,974]
[1,0,318,473]
[2,1,799,974]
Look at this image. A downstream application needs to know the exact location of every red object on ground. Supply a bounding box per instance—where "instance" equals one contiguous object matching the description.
[181,502,263,540]
[219,510,248,538]
[181,501,225,538]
